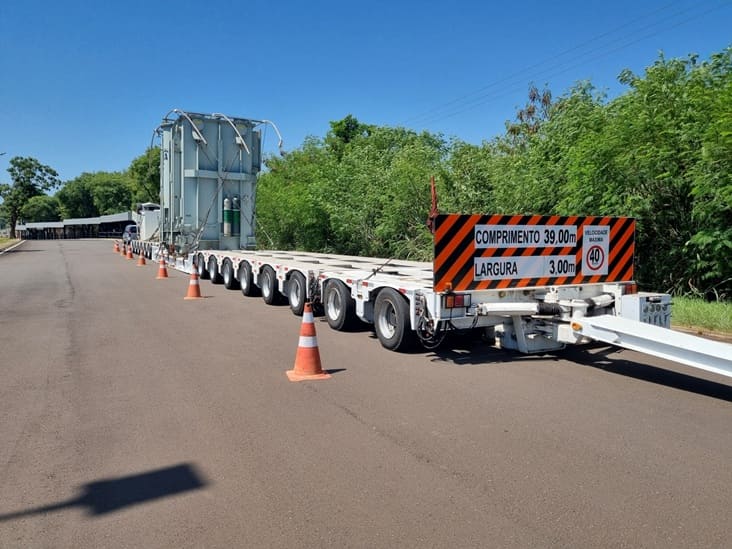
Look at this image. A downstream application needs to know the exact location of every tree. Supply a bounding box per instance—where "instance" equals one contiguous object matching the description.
[257,123,446,260]
[56,171,132,217]
[686,51,732,299]
[257,137,335,251]
[442,141,495,214]
[127,147,161,205]
[0,157,60,237]
[21,195,61,222]
[56,175,98,218]
[88,172,132,214]
[325,115,373,159]
[504,83,552,147]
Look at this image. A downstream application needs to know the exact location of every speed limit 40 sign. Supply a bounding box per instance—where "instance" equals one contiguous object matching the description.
[582,226,609,275]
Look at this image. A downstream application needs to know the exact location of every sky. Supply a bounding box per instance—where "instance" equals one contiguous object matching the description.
[1,0,730,183]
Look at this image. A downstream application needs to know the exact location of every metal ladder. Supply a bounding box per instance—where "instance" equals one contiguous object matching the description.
[571,315,732,379]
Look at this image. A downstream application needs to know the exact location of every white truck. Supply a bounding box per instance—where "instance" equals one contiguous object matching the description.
[129,110,732,381]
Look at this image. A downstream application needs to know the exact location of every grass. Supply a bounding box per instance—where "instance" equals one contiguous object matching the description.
[672,296,732,334]
[0,237,19,250]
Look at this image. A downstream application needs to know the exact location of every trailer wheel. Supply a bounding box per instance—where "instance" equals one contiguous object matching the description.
[222,259,239,290]
[197,253,209,279]
[288,271,307,316]
[324,280,357,331]
[238,262,260,297]
[260,265,282,305]
[208,257,223,284]
[374,288,415,352]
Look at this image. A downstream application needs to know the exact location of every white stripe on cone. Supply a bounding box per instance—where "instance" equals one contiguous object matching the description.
[298,336,318,348]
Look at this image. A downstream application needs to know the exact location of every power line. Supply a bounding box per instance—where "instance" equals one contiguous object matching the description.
[400,1,684,126]
[400,1,731,129]
[416,4,728,127]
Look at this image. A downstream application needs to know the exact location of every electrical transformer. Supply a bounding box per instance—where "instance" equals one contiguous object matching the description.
[158,110,263,253]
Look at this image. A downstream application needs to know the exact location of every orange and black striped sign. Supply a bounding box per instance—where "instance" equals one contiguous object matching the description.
[433,214,635,292]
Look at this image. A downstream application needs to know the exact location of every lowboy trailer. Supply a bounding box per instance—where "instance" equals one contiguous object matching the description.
[129,110,732,380]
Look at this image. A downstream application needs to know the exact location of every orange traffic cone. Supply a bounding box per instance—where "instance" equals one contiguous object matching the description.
[114,241,120,253]
[156,257,169,279]
[286,303,330,382]
[126,246,134,260]
[136,252,146,266]
[184,269,203,299]
[120,243,127,257]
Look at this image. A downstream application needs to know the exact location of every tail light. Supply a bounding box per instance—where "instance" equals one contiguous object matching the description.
[443,293,471,309]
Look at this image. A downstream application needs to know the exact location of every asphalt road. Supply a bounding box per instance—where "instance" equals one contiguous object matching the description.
[1,240,731,548]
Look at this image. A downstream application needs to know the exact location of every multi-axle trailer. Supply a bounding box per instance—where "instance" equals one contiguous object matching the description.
[129,110,732,381]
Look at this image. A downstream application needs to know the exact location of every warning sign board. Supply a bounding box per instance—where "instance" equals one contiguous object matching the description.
[433,215,635,292]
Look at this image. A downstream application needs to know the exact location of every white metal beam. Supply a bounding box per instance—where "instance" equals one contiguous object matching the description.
[572,315,732,379]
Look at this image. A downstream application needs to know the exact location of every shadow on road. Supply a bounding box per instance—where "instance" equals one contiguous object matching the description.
[0,463,207,522]
[1,249,42,253]
[431,338,732,402]
[560,344,732,402]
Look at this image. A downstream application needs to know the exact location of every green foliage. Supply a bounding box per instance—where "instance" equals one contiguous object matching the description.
[442,141,495,214]
[56,175,97,218]
[89,172,132,214]
[257,121,446,260]
[685,61,732,299]
[257,137,334,251]
[127,147,161,205]
[56,171,133,217]
[0,157,60,237]
[21,195,61,222]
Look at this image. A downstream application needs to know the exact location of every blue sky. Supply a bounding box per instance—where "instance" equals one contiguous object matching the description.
[1,0,730,182]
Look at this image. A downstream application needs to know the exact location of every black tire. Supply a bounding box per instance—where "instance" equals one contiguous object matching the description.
[287,271,307,316]
[324,280,357,331]
[238,261,260,297]
[260,265,282,305]
[222,259,239,290]
[197,253,209,279]
[374,288,415,352]
[208,256,223,284]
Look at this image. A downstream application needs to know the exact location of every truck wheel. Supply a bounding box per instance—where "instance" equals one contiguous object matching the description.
[208,257,223,284]
[374,288,415,352]
[238,262,260,297]
[260,265,282,305]
[197,253,209,279]
[222,259,239,290]
[325,280,357,331]
[288,271,307,316]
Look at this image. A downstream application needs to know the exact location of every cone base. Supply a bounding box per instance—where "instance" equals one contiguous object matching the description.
[286,369,331,382]
[156,274,169,279]
[184,296,203,300]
